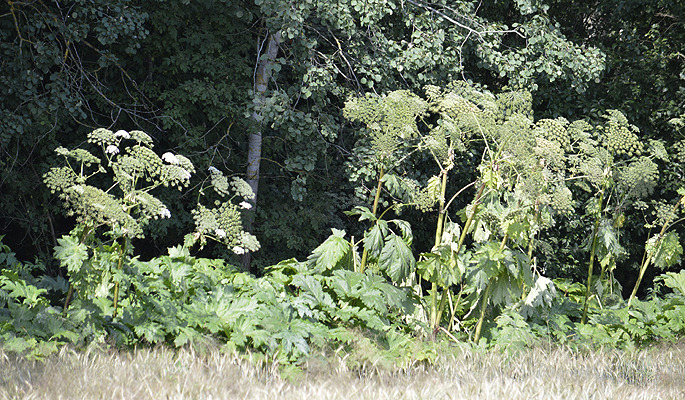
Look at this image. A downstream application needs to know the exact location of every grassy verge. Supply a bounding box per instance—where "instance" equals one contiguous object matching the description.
[2,341,685,399]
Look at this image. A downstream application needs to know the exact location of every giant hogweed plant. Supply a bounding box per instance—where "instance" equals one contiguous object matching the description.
[341,83,682,342]
[342,84,566,340]
[626,116,685,307]
[434,89,681,338]
[560,110,684,322]
[43,128,258,318]
[36,128,421,363]
[340,90,432,283]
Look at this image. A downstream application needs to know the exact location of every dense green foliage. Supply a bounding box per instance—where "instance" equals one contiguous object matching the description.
[1,0,684,365]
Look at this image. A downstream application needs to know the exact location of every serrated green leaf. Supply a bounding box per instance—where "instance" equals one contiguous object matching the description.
[375,280,411,311]
[652,232,683,269]
[426,175,442,200]
[363,220,388,257]
[659,270,685,296]
[167,245,190,260]
[359,288,384,311]
[521,276,557,318]
[344,206,376,222]
[328,270,365,299]
[389,219,413,244]
[381,173,412,201]
[292,274,334,308]
[378,234,415,283]
[54,235,88,273]
[417,249,462,288]
[307,229,352,270]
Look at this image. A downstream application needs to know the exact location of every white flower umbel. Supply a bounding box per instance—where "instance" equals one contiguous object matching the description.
[208,166,220,174]
[215,228,226,238]
[239,201,252,210]
[105,145,120,155]
[162,152,179,164]
[159,208,171,219]
[114,130,131,139]
[232,246,245,255]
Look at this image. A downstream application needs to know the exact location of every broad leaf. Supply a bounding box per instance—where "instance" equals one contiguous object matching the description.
[659,270,685,296]
[378,234,415,283]
[54,235,88,273]
[521,276,558,318]
[363,220,388,257]
[652,232,683,269]
[328,269,365,299]
[292,275,334,309]
[381,173,412,201]
[344,206,376,222]
[389,219,413,244]
[307,229,352,270]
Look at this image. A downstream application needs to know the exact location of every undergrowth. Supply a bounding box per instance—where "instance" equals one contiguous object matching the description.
[3,233,685,366]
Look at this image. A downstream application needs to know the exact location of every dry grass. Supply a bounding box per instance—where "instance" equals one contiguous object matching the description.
[2,341,685,400]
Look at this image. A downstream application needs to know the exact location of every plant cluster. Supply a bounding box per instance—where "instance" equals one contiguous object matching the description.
[3,83,685,366]
[340,82,685,345]
[1,232,424,364]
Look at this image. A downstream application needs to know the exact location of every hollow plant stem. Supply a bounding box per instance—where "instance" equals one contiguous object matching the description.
[430,169,449,332]
[473,282,492,343]
[628,193,685,307]
[112,240,127,318]
[527,201,540,260]
[360,166,385,273]
[433,181,488,331]
[456,182,487,254]
[62,285,74,316]
[582,189,605,324]
[473,234,508,343]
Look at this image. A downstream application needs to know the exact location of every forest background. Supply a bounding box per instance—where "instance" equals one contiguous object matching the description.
[1,0,685,361]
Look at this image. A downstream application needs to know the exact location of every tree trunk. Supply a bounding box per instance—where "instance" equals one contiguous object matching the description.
[242,31,282,273]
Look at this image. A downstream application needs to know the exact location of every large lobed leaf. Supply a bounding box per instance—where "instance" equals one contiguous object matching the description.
[379,234,416,283]
[307,228,353,270]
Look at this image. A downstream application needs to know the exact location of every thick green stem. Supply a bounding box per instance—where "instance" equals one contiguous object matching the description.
[112,240,126,318]
[628,194,685,307]
[360,166,385,273]
[582,190,605,324]
[430,170,449,332]
[527,201,540,260]
[430,283,438,331]
[473,282,492,343]
[628,256,652,308]
[447,286,463,332]
[434,170,449,249]
[473,234,508,343]
[456,182,487,255]
[432,181,487,333]
[62,285,74,316]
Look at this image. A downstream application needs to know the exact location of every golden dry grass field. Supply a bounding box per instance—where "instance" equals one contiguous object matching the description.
[2,341,685,400]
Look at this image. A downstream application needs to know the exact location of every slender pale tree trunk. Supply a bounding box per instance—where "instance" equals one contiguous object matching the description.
[242,31,282,273]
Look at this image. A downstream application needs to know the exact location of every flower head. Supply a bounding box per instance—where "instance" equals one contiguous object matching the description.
[208,166,221,174]
[114,130,131,139]
[215,228,226,238]
[160,208,171,219]
[239,201,252,210]
[232,246,245,255]
[162,152,179,164]
[105,145,119,155]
